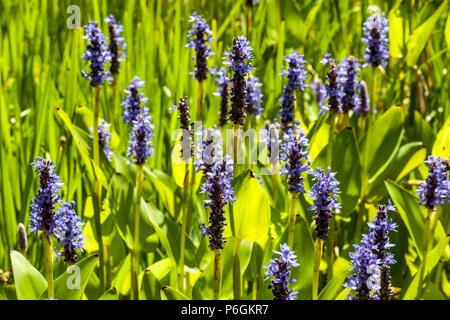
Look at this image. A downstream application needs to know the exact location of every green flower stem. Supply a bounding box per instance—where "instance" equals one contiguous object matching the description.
[233,238,242,300]
[355,68,376,242]
[213,249,222,300]
[326,112,337,280]
[287,194,297,249]
[272,169,278,206]
[92,85,105,290]
[178,162,190,293]
[131,163,144,300]
[417,207,439,299]
[312,238,323,300]
[43,233,54,299]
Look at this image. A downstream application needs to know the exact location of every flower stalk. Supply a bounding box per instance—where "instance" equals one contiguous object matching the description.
[43,234,54,299]
[131,164,144,300]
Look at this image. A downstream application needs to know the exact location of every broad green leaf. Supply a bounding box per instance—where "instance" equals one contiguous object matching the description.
[361,107,404,182]
[319,269,351,300]
[446,12,450,49]
[139,270,162,300]
[99,287,118,300]
[111,253,131,296]
[10,250,47,300]
[52,255,98,300]
[432,117,450,158]
[161,286,190,300]
[402,236,449,299]
[385,180,426,257]
[232,170,270,241]
[407,0,449,66]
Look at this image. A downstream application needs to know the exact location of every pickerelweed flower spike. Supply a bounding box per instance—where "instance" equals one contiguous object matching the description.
[417,155,449,209]
[81,21,112,87]
[355,80,370,115]
[105,14,127,75]
[127,110,155,165]
[344,236,381,300]
[319,53,341,114]
[261,120,281,162]
[264,243,299,300]
[338,56,361,113]
[245,0,260,7]
[29,157,63,237]
[362,13,390,68]
[366,201,398,300]
[200,156,235,250]
[308,167,341,240]
[122,76,148,124]
[54,201,86,264]
[280,121,311,194]
[194,126,223,178]
[246,76,263,116]
[186,12,214,82]
[90,119,113,161]
[279,51,307,130]
[224,36,255,125]
[212,67,231,126]
[171,96,193,160]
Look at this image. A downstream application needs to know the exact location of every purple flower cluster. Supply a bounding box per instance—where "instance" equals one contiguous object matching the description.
[319,53,341,114]
[122,76,148,124]
[105,14,127,76]
[212,67,231,126]
[338,56,361,113]
[171,96,193,160]
[29,157,86,263]
[246,76,263,116]
[29,157,63,237]
[417,155,449,209]
[280,122,311,194]
[200,157,235,250]
[261,120,281,161]
[279,51,307,129]
[186,12,214,82]
[224,36,255,125]
[308,167,341,240]
[264,243,299,300]
[127,111,155,165]
[345,201,397,300]
[355,80,370,115]
[90,119,113,161]
[362,13,389,68]
[81,21,112,87]
[194,126,223,178]
[54,201,86,264]
[366,202,397,300]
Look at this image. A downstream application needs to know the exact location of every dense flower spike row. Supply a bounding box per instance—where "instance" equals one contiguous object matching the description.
[319,53,341,114]
[90,119,113,161]
[200,157,235,250]
[194,126,223,178]
[345,201,397,300]
[127,110,155,165]
[246,76,263,116]
[105,15,127,76]
[280,121,311,194]
[362,13,389,68]
[186,12,214,82]
[366,202,397,300]
[264,243,299,300]
[212,67,231,126]
[54,201,86,264]
[29,157,85,262]
[81,21,112,87]
[417,155,449,209]
[308,167,341,240]
[279,51,307,129]
[225,36,254,125]
[122,76,148,125]
[29,157,63,237]
[338,56,361,113]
